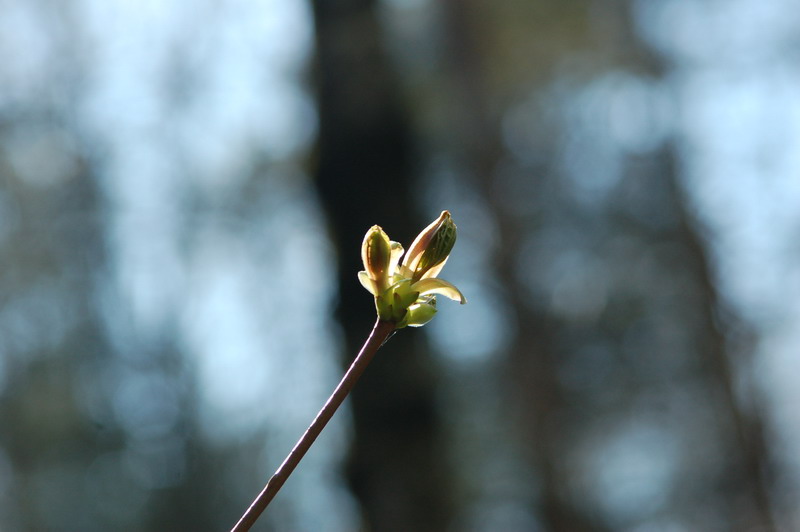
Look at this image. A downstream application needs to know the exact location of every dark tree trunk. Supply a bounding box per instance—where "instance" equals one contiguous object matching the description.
[666,157,777,532]
[437,2,607,529]
[309,1,452,530]
[437,0,775,530]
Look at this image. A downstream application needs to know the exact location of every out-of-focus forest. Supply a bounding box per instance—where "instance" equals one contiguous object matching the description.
[2,0,799,530]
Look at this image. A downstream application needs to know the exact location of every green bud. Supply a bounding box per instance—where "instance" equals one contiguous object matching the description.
[404,211,457,281]
[361,225,393,293]
[401,300,437,328]
[360,212,464,328]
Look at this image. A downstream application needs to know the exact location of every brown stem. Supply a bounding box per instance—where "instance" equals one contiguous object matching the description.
[230,319,396,532]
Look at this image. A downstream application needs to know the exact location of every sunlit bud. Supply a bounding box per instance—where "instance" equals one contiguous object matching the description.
[404,211,457,281]
[361,225,393,294]
[360,211,464,328]
[401,300,437,328]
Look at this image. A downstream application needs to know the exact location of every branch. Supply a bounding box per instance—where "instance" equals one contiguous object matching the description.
[230,319,396,532]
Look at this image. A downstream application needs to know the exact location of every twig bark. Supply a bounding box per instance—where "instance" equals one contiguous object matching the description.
[230,319,396,532]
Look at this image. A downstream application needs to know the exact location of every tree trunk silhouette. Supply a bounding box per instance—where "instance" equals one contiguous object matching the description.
[437,0,775,530]
[309,1,452,530]
[437,1,608,530]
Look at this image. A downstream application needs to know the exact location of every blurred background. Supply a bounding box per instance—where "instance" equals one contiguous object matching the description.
[1,0,799,530]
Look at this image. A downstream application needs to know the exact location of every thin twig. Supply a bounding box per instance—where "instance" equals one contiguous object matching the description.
[230,319,396,532]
